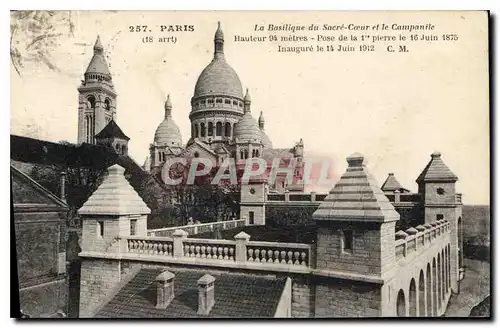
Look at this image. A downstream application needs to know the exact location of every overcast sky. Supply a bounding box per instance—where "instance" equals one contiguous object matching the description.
[10,11,489,204]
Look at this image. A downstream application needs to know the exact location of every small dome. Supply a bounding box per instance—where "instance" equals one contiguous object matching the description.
[154,96,183,147]
[260,130,273,148]
[234,112,262,143]
[193,23,243,99]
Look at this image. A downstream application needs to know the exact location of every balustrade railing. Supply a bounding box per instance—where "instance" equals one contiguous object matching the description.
[124,230,315,271]
[147,219,246,237]
[394,220,450,261]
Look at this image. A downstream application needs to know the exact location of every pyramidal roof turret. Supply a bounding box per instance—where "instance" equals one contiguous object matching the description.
[381,173,405,192]
[85,35,111,76]
[416,152,458,183]
[78,164,150,216]
[313,153,400,223]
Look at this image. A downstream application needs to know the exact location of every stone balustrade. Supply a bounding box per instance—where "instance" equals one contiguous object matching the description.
[122,230,316,273]
[394,220,450,262]
[147,219,247,237]
[246,241,313,267]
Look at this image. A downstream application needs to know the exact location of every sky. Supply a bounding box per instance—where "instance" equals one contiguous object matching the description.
[10,11,490,204]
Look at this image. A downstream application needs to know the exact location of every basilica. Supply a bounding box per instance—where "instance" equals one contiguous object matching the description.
[77,22,305,193]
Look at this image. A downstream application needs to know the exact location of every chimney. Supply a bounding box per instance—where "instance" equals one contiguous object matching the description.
[197,274,215,315]
[155,271,175,309]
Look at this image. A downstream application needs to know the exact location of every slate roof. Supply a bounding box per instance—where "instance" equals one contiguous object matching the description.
[312,153,400,223]
[95,120,130,141]
[95,268,287,318]
[416,152,458,183]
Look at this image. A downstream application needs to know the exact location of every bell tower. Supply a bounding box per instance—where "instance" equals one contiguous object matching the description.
[77,35,117,144]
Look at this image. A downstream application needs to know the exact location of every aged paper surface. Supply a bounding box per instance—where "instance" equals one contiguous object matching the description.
[10,11,490,318]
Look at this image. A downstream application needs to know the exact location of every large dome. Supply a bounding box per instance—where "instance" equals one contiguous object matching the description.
[193,22,243,99]
[154,96,183,147]
[194,59,243,98]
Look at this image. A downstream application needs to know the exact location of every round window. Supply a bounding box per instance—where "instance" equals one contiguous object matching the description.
[250,188,256,194]
[437,187,445,195]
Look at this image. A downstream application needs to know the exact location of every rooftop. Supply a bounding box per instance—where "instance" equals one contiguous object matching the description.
[95,268,286,318]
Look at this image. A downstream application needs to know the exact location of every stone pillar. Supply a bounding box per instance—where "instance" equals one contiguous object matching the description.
[311,191,316,202]
[394,189,401,203]
[285,189,290,202]
[172,229,188,257]
[234,231,250,262]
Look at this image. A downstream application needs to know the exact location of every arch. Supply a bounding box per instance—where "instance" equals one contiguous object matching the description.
[122,145,126,155]
[200,123,206,137]
[441,249,445,300]
[419,270,425,316]
[104,98,111,111]
[426,263,432,316]
[432,258,437,316]
[396,289,406,317]
[208,122,214,136]
[409,278,417,316]
[244,149,249,159]
[437,253,441,310]
[216,122,222,136]
[87,95,96,109]
[225,122,231,137]
[115,144,120,152]
[448,244,451,289]
[255,149,259,157]
[458,216,463,268]
[240,150,244,160]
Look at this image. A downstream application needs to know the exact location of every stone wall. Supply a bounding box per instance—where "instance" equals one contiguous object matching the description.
[19,278,68,317]
[314,279,381,317]
[79,259,122,317]
[291,277,315,317]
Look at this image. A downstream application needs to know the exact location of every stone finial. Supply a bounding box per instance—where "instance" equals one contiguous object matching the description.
[165,94,172,118]
[346,152,365,168]
[395,230,408,240]
[156,271,175,309]
[94,35,104,53]
[405,227,418,235]
[197,274,216,315]
[234,231,250,241]
[431,151,442,158]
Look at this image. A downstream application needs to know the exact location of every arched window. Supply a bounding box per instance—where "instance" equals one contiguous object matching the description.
[225,122,231,137]
[208,122,214,136]
[122,145,126,155]
[216,122,222,136]
[115,144,120,153]
[194,124,199,138]
[240,150,244,159]
[87,96,96,110]
[255,150,259,157]
[104,98,111,111]
[244,149,249,159]
[200,123,206,137]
